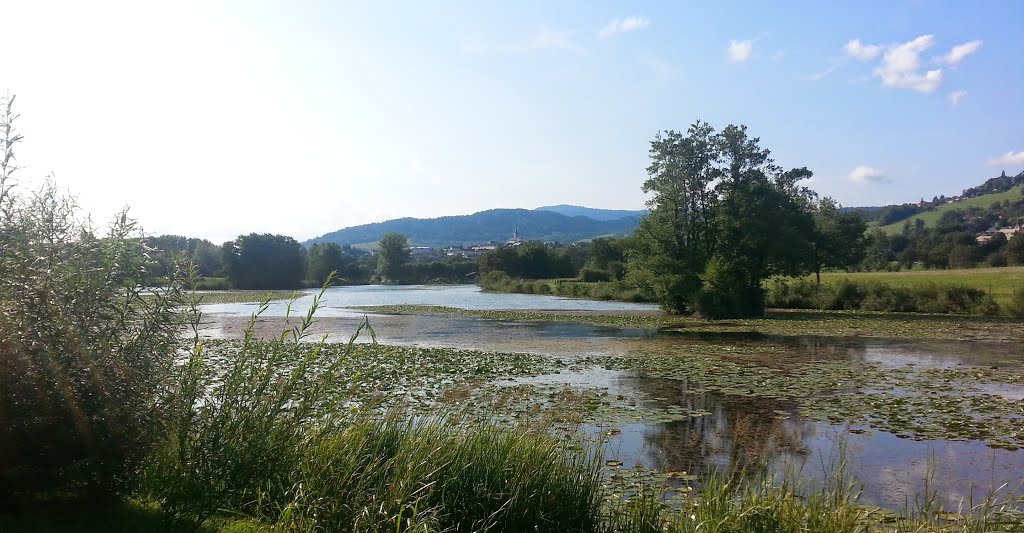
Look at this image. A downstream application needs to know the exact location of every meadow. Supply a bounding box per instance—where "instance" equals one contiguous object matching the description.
[877,184,1024,234]
[815,266,1024,305]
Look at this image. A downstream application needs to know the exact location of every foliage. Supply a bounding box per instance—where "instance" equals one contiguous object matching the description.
[306,242,364,285]
[376,232,411,282]
[0,97,189,502]
[143,283,355,523]
[810,197,867,283]
[629,121,819,318]
[1005,286,1024,318]
[221,233,307,289]
[876,184,1024,235]
[402,258,477,284]
[0,193,187,500]
[145,234,223,278]
[766,278,1002,316]
[584,237,627,280]
[478,241,576,279]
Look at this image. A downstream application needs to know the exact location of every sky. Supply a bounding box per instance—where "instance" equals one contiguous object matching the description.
[2,0,1023,244]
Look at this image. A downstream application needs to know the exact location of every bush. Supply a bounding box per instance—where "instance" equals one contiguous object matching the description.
[190,276,231,290]
[766,278,1003,316]
[0,184,188,502]
[578,267,612,283]
[1005,286,1024,318]
[478,270,514,291]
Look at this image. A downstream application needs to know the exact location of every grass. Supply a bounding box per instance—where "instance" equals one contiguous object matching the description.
[815,266,1024,306]
[818,266,1024,292]
[878,184,1024,234]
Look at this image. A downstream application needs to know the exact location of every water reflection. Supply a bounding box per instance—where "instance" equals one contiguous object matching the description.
[595,368,1024,511]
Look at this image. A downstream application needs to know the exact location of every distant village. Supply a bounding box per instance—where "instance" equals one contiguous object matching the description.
[406,230,565,260]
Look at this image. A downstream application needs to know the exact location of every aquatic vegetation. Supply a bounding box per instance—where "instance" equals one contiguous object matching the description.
[354,304,1024,343]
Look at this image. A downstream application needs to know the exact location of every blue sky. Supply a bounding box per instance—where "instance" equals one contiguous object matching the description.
[3,0,1023,243]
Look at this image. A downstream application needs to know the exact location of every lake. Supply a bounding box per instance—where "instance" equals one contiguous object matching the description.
[200,284,1024,514]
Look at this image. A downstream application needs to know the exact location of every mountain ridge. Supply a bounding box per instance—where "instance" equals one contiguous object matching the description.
[304,207,641,248]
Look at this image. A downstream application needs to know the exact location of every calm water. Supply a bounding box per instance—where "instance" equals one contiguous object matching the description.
[200,285,1024,512]
[201,284,661,317]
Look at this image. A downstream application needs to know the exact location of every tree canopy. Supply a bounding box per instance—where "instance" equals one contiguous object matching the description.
[376,232,411,282]
[222,233,307,289]
[628,121,847,318]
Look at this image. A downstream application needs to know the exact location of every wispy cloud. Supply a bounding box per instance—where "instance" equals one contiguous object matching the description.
[598,16,650,39]
[529,29,586,54]
[808,64,839,81]
[948,90,968,105]
[728,39,754,63]
[937,40,983,66]
[987,150,1024,167]
[847,165,890,184]
[844,39,882,61]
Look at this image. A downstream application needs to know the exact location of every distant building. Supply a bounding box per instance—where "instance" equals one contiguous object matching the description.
[506,229,523,247]
[976,224,1023,244]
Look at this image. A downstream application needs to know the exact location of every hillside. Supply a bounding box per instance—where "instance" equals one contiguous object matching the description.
[534,204,646,221]
[878,184,1024,234]
[304,208,641,248]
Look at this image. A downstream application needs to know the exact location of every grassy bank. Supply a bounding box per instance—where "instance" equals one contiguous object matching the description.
[816,266,1024,305]
[479,267,1024,317]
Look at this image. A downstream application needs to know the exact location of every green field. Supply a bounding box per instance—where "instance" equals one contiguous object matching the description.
[816,266,1024,304]
[878,184,1024,234]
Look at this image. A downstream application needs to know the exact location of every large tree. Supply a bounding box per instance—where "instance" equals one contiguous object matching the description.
[376,232,411,282]
[307,242,363,284]
[629,121,818,318]
[626,122,719,312]
[222,233,307,289]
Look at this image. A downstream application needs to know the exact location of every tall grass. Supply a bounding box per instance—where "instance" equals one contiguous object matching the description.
[142,276,605,531]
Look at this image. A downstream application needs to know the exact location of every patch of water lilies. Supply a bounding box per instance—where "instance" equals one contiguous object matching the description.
[353,304,1024,342]
[196,307,1024,524]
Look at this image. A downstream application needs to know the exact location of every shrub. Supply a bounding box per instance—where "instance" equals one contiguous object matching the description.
[579,267,612,283]
[1005,286,1024,318]
[0,184,189,502]
[477,270,514,291]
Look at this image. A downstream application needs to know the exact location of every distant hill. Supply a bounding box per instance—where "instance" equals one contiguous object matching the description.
[304,208,642,248]
[877,184,1024,234]
[533,204,647,221]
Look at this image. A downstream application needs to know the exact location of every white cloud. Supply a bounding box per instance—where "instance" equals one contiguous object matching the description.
[598,16,650,39]
[847,165,889,183]
[987,150,1024,167]
[530,29,586,54]
[844,38,882,61]
[937,40,983,65]
[843,35,980,93]
[875,35,943,92]
[948,90,968,105]
[728,39,754,63]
